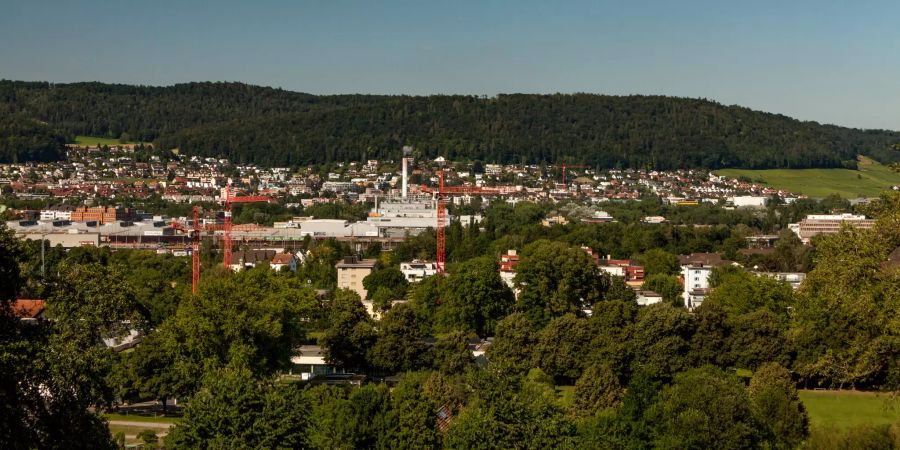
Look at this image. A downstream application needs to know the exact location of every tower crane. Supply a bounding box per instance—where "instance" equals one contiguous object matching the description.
[222,185,272,269]
[170,205,202,294]
[420,171,494,274]
[554,162,588,185]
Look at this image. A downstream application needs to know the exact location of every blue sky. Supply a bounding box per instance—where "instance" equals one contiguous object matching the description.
[2,0,899,130]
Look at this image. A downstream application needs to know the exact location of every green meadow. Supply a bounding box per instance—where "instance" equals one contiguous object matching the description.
[716,156,900,198]
[799,390,900,429]
[74,135,140,146]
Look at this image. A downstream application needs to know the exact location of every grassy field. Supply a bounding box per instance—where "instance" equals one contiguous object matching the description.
[800,390,900,429]
[716,156,900,198]
[104,413,179,424]
[74,135,140,146]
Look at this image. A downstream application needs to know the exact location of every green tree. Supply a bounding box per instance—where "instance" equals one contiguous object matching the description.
[748,363,809,449]
[706,268,794,317]
[362,266,408,300]
[381,372,441,450]
[572,363,623,417]
[643,273,683,307]
[515,240,608,326]
[321,289,376,372]
[629,303,694,379]
[166,363,309,449]
[645,366,763,450]
[438,255,514,336]
[791,214,900,389]
[432,331,474,375]
[485,312,537,374]
[161,268,310,394]
[639,248,680,276]
[371,303,431,373]
[532,313,593,382]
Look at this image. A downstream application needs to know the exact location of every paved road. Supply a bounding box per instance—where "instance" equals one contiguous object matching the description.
[108,420,174,429]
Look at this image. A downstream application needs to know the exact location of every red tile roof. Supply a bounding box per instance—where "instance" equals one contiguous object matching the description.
[11,299,45,319]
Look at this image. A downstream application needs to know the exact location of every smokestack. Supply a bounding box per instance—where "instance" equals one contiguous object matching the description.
[402,146,412,198]
[402,157,408,198]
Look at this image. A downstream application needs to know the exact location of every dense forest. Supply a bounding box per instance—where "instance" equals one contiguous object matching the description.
[2,80,899,168]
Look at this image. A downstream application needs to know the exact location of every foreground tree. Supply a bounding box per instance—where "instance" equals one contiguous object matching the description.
[748,363,809,449]
[321,289,376,372]
[514,240,608,326]
[645,366,763,449]
[161,267,311,395]
[485,312,537,374]
[572,363,623,417]
[166,363,309,449]
[437,255,514,336]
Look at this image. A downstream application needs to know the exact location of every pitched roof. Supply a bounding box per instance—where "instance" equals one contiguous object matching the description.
[678,252,730,267]
[271,253,295,264]
[230,249,277,265]
[10,299,45,319]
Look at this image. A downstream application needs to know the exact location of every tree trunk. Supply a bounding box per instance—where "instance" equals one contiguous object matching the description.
[161,396,167,415]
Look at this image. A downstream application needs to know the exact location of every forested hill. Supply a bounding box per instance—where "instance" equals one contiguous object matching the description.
[2,80,899,169]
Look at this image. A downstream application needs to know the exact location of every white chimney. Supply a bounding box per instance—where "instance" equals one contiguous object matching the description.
[402,157,408,198]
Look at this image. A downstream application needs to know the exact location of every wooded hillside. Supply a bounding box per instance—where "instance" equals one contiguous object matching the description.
[2,80,898,168]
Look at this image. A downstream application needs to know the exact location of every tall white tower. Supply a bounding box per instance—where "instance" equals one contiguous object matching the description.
[402,146,412,198]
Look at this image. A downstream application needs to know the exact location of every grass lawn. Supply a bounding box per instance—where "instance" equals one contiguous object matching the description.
[74,135,140,146]
[556,385,576,409]
[799,390,900,429]
[716,156,900,198]
[104,413,180,424]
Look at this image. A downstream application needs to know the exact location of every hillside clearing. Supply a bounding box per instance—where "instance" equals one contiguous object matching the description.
[716,156,900,198]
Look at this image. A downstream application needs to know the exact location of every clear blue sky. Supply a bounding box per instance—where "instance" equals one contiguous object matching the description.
[2,0,899,130]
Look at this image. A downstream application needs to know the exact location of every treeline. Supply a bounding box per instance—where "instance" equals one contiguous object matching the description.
[3,80,899,168]
[0,113,69,163]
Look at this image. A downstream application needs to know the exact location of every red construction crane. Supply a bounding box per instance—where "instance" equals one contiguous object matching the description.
[222,185,272,270]
[555,162,588,185]
[191,206,200,294]
[421,171,494,274]
[170,205,203,294]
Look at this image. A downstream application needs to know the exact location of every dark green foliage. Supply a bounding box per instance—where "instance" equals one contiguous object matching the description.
[371,303,431,373]
[445,370,577,449]
[166,364,310,449]
[645,366,763,450]
[0,113,68,163]
[638,248,681,276]
[432,331,474,375]
[303,383,393,449]
[362,266,407,300]
[514,240,608,326]
[160,268,311,394]
[532,314,593,382]
[485,312,537,374]
[437,255,514,336]
[4,80,899,167]
[321,289,376,372]
[629,303,694,379]
[603,275,637,302]
[572,363,623,416]
[748,363,809,449]
[644,273,683,307]
[383,372,442,450]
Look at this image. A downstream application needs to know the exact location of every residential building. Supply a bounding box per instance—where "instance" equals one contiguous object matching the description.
[498,249,519,289]
[335,256,378,299]
[400,260,438,282]
[598,256,645,287]
[271,253,298,272]
[794,213,875,242]
[228,250,277,271]
[679,252,734,310]
[635,290,663,306]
